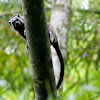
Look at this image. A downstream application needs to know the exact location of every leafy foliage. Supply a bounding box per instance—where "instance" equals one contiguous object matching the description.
[64,0,100,100]
[0,0,100,100]
[0,1,34,100]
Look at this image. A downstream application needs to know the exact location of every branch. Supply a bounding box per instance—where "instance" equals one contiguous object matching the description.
[21,0,57,99]
[0,10,21,17]
[76,8,100,15]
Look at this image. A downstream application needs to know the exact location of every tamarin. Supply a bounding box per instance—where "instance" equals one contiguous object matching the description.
[8,14,64,90]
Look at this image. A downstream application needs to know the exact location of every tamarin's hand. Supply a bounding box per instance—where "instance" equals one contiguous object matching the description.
[9,14,64,90]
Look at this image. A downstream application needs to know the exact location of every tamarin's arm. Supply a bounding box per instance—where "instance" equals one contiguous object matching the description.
[9,14,64,90]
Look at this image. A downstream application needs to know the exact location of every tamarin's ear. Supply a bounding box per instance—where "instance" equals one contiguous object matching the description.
[17,14,20,17]
[8,21,11,25]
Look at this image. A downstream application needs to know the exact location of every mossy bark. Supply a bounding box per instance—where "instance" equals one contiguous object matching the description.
[22,0,57,99]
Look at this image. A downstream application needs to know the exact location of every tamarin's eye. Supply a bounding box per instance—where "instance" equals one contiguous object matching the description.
[8,21,11,25]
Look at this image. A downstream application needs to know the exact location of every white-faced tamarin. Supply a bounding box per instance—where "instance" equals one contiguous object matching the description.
[8,14,64,90]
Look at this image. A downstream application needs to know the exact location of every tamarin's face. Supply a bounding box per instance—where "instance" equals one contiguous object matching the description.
[8,14,24,31]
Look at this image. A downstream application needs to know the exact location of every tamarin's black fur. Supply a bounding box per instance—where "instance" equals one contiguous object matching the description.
[9,14,64,90]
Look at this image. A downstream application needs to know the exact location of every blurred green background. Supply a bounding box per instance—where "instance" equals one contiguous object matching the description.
[0,0,100,100]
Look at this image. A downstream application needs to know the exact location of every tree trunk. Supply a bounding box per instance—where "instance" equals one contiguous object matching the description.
[50,0,72,85]
[21,0,57,99]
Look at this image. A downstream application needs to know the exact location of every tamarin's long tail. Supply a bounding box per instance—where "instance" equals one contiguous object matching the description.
[53,43,64,90]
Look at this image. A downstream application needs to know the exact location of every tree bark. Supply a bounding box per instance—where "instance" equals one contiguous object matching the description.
[50,0,72,85]
[21,0,57,99]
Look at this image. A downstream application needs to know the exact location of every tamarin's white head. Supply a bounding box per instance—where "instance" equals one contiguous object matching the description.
[8,14,24,31]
